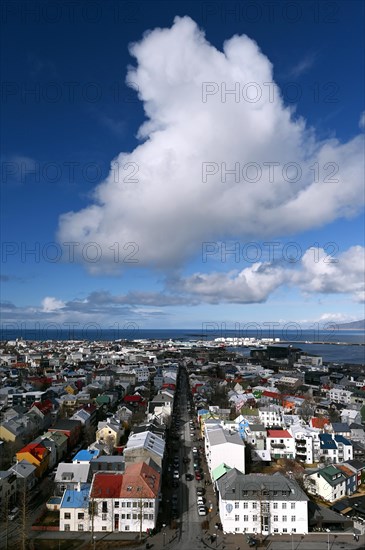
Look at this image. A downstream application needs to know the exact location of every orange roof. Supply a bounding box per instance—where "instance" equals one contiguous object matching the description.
[310,417,330,429]
[120,461,160,498]
[267,429,292,438]
[91,472,123,498]
[18,442,49,461]
[337,464,355,478]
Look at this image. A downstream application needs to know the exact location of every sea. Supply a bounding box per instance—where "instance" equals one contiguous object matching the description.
[0,327,364,365]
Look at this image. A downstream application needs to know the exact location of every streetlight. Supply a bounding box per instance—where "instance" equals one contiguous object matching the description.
[92,535,96,550]
[291,530,294,550]
[163,523,166,547]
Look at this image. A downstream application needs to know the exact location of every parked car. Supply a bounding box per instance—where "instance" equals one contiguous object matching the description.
[196,487,205,496]
[198,506,206,516]
[9,507,19,520]
[173,469,179,479]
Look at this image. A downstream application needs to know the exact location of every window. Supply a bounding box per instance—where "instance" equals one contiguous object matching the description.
[127,514,131,519]
[253,515,257,522]
[102,526,107,531]
[78,513,84,519]
[102,502,108,513]
[144,514,149,520]
[273,515,278,522]
[121,502,126,507]
[133,514,137,519]
[282,503,287,509]
[244,515,248,521]
[252,502,257,509]
[243,502,248,509]
[235,502,239,509]
[274,528,278,533]
[115,502,119,508]
[291,516,296,522]
[78,524,84,531]
[121,514,125,519]
[235,527,240,532]
[273,503,278,509]
[102,513,107,521]
[127,502,131,508]
[291,503,295,509]
[149,502,153,508]
[283,528,287,533]
[64,524,70,531]
[235,515,239,521]
[282,516,287,522]
[125,526,130,531]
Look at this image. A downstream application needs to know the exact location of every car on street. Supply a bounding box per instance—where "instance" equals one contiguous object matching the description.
[186,473,194,480]
[195,472,201,480]
[198,506,206,516]
[196,487,205,496]
[173,469,179,479]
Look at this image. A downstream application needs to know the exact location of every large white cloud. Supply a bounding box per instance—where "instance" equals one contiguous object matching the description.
[58,16,364,270]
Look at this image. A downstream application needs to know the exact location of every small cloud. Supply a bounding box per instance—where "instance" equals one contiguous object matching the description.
[41,297,65,312]
[98,115,127,137]
[289,53,317,78]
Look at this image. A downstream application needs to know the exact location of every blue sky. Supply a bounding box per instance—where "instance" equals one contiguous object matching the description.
[1,0,364,331]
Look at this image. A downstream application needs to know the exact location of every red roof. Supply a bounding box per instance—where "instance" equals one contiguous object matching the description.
[120,462,160,498]
[267,429,292,438]
[19,442,49,460]
[124,395,143,403]
[32,399,53,414]
[91,472,123,498]
[310,417,330,429]
[262,390,281,399]
[82,404,97,414]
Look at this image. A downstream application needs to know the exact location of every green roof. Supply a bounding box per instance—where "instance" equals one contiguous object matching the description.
[212,463,232,481]
[96,395,110,405]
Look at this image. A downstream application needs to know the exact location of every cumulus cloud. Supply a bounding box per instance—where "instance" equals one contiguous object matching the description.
[57,16,364,271]
[1,245,364,327]
[41,296,65,312]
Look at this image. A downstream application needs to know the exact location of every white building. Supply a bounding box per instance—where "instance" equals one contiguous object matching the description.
[217,470,308,535]
[204,425,245,475]
[258,407,283,428]
[59,484,90,532]
[304,465,347,502]
[266,429,295,460]
[328,388,353,405]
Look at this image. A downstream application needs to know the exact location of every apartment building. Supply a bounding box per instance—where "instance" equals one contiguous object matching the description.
[217,470,308,535]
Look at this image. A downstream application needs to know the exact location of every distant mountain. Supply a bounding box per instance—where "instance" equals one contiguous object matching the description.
[338,319,365,330]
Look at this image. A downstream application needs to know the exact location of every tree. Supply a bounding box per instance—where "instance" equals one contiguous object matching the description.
[17,481,30,550]
[297,400,315,423]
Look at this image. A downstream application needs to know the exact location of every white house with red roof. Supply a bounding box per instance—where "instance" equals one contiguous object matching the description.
[266,429,295,459]
[89,461,160,533]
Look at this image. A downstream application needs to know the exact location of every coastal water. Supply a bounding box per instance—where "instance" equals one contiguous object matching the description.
[0,327,364,364]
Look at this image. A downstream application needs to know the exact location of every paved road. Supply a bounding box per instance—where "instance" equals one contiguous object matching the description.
[175,367,207,550]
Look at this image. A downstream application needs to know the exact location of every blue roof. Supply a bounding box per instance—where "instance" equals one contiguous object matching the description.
[73,449,100,462]
[319,433,337,450]
[60,485,90,508]
[332,423,350,432]
[334,435,352,445]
